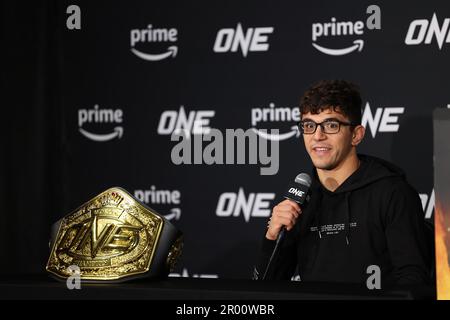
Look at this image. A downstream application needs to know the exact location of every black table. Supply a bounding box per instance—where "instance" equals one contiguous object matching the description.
[0,275,435,300]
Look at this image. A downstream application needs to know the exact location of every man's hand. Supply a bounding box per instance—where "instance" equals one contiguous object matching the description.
[266,199,302,240]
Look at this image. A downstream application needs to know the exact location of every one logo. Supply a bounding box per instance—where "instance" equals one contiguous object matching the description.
[405,13,450,49]
[158,105,215,136]
[419,189,435,219]
[130,24,178,61]
[78,104,124,142]
[312,5,381,56]
[213,23,274,57]
[60,209,142,260]
[251,103,301,141]
[169,268,219,279]
[362,102,404,138]
[216,188,275,222]
[134,186,182,221]
[288,188,305,197]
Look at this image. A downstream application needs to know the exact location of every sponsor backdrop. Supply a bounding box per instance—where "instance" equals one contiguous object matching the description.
[2,0,448,279]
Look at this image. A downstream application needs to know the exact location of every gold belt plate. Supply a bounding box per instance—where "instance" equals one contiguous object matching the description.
[46,187,164,281]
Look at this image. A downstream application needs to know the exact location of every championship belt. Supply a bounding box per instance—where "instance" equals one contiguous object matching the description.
[46,187,183,282]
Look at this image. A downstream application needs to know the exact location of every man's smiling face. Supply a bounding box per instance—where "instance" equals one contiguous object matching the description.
[301,108,355,171]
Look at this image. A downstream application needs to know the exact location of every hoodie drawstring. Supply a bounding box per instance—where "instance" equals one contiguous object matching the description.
[344,192,352,245]
[315,192,323,240]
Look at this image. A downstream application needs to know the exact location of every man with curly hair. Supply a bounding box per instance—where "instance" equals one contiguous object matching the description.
[254,80,431,287]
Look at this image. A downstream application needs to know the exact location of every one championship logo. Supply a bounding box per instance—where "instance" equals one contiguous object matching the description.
[288,188,305,197]
[46,188,164,281]
[59,209,141,260]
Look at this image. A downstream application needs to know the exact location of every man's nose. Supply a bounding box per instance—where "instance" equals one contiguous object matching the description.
[313,125,327,140]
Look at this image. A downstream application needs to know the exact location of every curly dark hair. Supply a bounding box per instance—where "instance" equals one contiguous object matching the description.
[300,80,362,125]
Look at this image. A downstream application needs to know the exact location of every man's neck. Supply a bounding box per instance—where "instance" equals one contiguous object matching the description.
[317,153,360,192]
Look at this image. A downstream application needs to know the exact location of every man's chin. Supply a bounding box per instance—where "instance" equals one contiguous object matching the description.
[312,159,336,171]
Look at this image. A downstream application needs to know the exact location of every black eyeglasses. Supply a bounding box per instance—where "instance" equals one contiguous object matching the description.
[298,119,356,134]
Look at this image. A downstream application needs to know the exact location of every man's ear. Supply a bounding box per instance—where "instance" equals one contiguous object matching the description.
[352,125,365,146]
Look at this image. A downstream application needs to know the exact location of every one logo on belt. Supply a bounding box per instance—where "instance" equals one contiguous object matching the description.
[78,104,124,142]
[60,209,141,260]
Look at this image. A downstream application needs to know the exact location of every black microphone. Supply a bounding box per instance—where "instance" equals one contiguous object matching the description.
[277,173,312,242]
[284,173,312,204]
[261,173,311,280]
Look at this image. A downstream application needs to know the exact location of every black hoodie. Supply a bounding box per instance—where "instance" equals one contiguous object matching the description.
[255,154,431,286]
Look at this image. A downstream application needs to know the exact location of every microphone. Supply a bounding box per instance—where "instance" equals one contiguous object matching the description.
[261,173,311,280]
[277,173,312,242]
[284,173,312,205]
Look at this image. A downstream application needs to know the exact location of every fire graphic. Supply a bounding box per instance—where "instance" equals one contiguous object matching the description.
[435,201,450,300]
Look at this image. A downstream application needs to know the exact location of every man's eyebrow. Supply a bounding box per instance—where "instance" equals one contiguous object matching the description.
[322,117,341,122]
[301,117,341,122]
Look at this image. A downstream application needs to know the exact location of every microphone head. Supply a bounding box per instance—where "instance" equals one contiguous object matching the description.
[284,172,311,205]
[295,173,312,187]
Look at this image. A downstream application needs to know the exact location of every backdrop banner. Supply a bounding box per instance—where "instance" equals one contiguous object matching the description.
[2,0,446,279]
